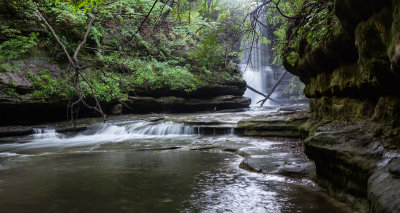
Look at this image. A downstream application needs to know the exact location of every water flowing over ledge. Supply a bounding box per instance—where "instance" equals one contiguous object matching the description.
[26,121,198,145]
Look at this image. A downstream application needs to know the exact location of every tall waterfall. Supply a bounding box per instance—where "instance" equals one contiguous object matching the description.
[240,13,275,106]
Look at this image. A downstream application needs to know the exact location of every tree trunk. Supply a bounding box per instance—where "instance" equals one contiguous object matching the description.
[246,85,283,105]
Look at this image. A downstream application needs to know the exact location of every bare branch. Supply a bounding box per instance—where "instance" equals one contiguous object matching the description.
[128,0,159,43]
[35,7,75,67]
[246,85,282,105]
[35,6,107,123]
[73,16,96,64]
[257,70,288,106]
[273,0,302,20]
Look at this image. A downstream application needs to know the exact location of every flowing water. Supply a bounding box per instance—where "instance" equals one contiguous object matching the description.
[0,109,352,212]
[240,12,275,106]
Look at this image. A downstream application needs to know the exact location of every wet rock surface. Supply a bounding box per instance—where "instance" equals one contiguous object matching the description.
[369,170,400,213]
[237,138,314,178]
[303,121,400,213]
[237,110,309,138]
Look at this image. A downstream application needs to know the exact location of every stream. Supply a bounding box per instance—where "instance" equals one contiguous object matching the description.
[0,108,351,212]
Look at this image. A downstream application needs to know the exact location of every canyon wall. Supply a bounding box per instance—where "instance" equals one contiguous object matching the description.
[284,0,400,212]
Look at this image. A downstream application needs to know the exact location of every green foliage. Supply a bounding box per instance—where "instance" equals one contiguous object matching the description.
[81,70,127,102]
[284,76,306,100]
[262,0,306,65]
[27,70,126,102]
[27,71,75,101]
[1,0,247,106]
[0,26,39,61]
[0,62,22,73]
[0,63,14,73]
[266,0,335,66]
[191,27,225,66]
[161,65,199,92]
[128,58,200,92]
[302,5,333,47]
[55,0,104,12]
[0,83,20,99]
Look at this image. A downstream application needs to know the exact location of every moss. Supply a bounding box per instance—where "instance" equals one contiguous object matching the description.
[299,119,324,138]
[0,63,13,73]
[0,62,22,73]
[304,72,331,97]
[0,84,20,99]
[26,70,127,103]
[283,76,306,101]
[354,7,397,91]
[237,115,308,138]
[310,97,376,122]
[372,96,400,136]
[303,63,385,98]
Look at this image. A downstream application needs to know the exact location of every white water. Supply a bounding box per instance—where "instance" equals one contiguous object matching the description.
[242,64,274,105]
[4,121,197,149]
[32,128,65,140]
[240,12,275,106]
[83,121,195,136]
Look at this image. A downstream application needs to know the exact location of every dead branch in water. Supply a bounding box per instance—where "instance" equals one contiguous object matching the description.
[246,85,282,105]
[257,70,287,106]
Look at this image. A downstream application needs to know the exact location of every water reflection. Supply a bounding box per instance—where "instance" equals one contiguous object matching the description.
[0,150,350,213]
[0,114,351,213]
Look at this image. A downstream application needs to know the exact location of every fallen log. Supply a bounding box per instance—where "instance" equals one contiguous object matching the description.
[246,85,283,105]
[257,70,288,106]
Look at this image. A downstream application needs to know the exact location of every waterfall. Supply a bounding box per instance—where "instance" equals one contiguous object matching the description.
[240,12,275,106]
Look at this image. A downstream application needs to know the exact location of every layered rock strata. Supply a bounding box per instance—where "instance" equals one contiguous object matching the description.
[284,0,400,212]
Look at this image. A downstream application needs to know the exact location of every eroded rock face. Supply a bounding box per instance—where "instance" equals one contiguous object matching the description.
[284,0,400,212]
[237,111,309,138]
[0,95,250,125]
[124,95,251,114]
[0,60,64,95]
[369,158,400,213]
[0,60,249,125]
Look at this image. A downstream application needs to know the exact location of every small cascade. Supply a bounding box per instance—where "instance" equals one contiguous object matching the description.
[32,128,64,140]
[26,121,197,145]
[82,121,195,137]
[126,121,195,135]
[24,120,239,147]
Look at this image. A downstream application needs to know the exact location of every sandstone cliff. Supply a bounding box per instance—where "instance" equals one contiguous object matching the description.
[283,0,400,212]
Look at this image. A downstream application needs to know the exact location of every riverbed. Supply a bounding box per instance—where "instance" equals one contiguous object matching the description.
[0,108,352,212]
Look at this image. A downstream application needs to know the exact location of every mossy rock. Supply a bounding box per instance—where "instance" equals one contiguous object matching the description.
[237,112,309,138]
